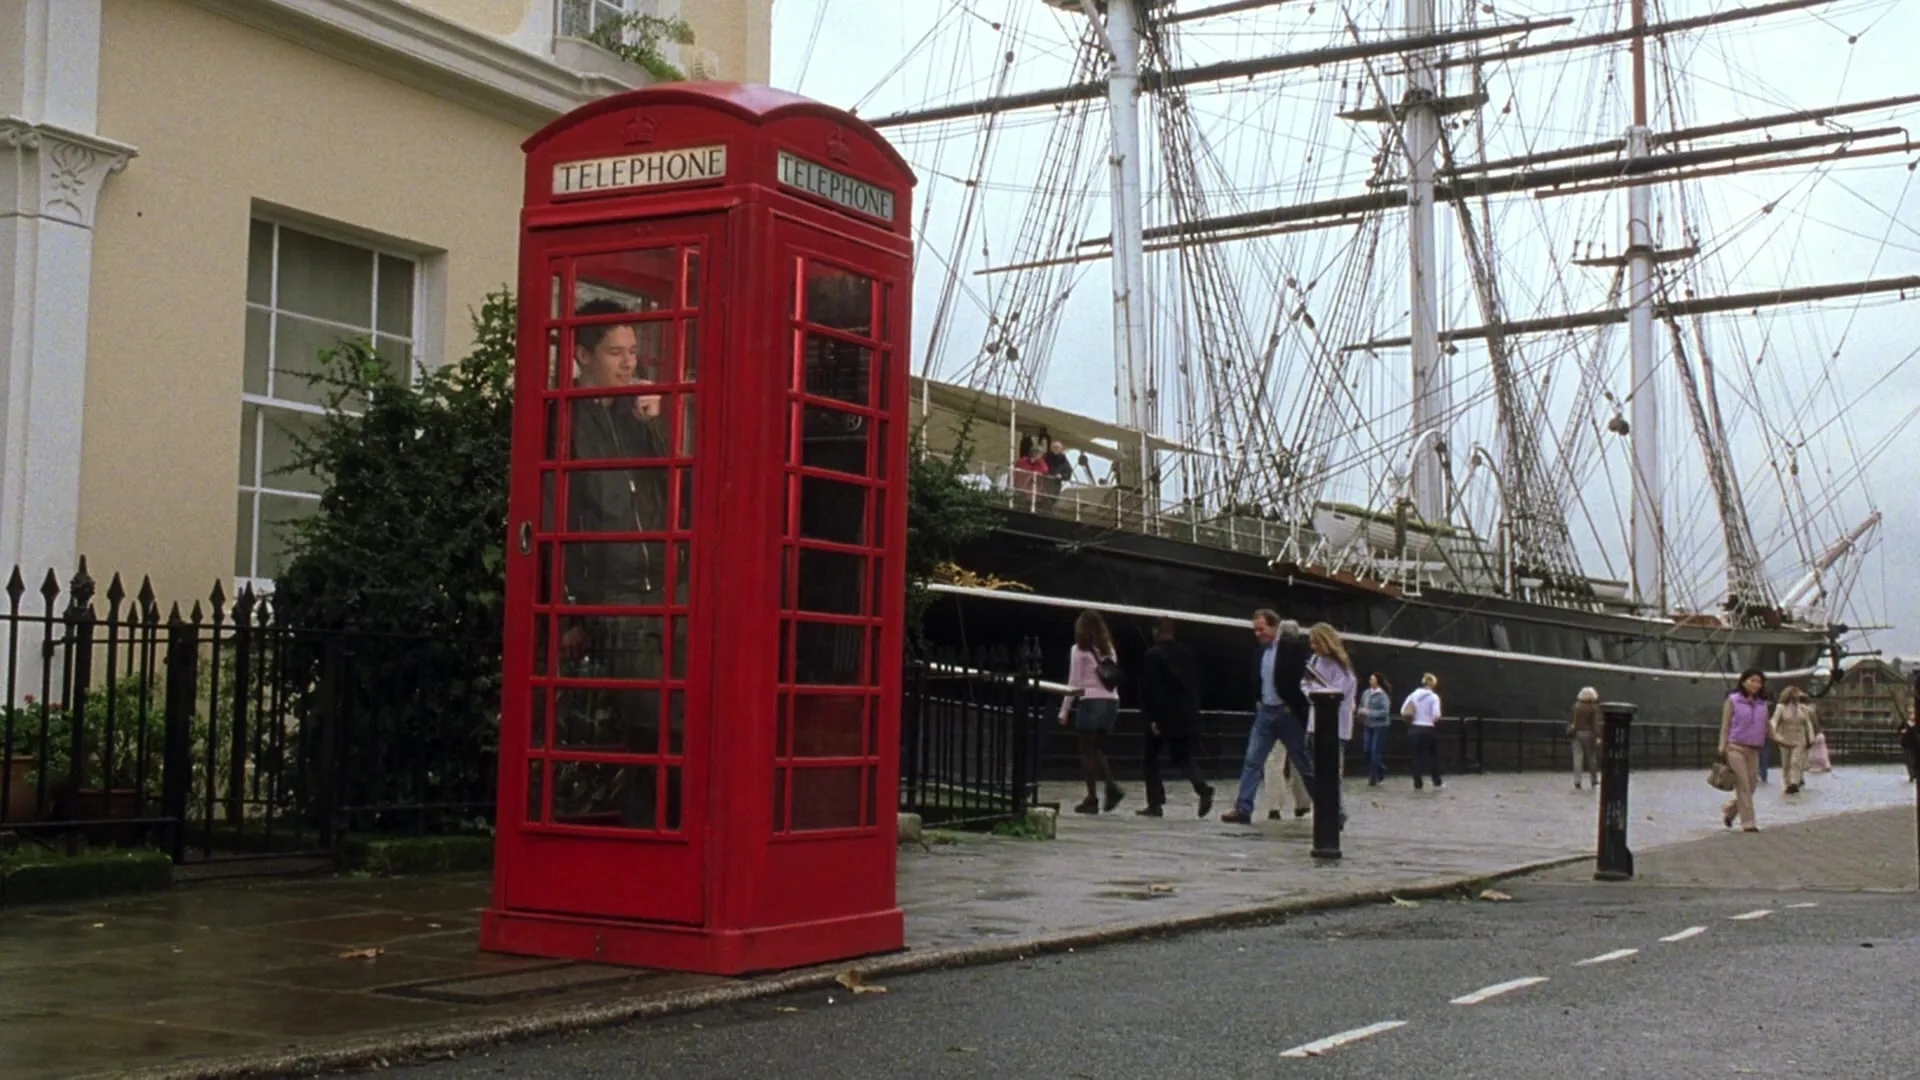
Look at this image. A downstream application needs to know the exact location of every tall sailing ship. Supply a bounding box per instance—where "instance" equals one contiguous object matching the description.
[826,0,1914,723]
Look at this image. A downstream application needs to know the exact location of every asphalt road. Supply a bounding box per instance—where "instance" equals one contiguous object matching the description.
[371,880,1920,1079]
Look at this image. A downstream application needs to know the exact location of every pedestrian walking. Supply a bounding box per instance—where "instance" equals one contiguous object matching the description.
[1302,623,1356,825]
[1302,623,1357,772]
[1569,687,1602,790]
[1899,702,1920,783]
[1259,618,1314,820]
[1361,673,1392,785]
[1768,685,1820,794]
[1262,746,1312,820]
[1137,618,1214,818]
[1401,673,1444,789]
[1221,610,1315,825]
[1059,609,1125,815]
[1717,669,1769,831]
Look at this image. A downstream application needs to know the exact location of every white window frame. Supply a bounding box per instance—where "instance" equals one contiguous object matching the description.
[237,214,434,594]
[558,0,654,40]
[557,0,687,42]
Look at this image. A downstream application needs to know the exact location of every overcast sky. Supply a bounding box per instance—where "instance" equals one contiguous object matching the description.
[766,0,1920,658]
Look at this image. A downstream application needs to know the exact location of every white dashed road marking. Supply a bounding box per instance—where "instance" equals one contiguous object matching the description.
[1279,1021,1408,1058]
[1451,977,1550,1006]
[1276,895,1827,1054]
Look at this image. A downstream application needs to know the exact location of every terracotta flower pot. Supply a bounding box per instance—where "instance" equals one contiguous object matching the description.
[3,756,35,823]
[73,787,143,844]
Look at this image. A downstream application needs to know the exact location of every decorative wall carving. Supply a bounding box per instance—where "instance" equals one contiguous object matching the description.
[0,119,136,228]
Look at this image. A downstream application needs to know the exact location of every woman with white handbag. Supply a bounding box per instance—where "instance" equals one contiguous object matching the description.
[1767,685,1821,794]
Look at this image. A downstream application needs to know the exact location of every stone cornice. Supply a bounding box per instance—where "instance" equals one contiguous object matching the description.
[181,0,646,130]
[0,117,138,227]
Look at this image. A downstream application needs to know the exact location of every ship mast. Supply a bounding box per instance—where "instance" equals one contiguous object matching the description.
[1405,0,1447,525]
[1075,0,1154,436]
[1625,0,1664,612]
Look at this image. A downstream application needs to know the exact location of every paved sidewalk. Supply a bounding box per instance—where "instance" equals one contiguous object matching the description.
[1535,803,1920,891]
[0,767,1909,1080]
[909,765,1916,950]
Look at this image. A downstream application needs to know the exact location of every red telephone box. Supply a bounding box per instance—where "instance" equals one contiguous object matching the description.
[480,83,915,975]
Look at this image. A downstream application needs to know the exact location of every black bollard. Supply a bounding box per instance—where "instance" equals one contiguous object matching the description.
[1594,701,1636,881]
[1310,689,1344,861]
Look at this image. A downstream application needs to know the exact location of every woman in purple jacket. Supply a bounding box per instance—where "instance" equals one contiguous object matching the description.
[1718,669,1770,831]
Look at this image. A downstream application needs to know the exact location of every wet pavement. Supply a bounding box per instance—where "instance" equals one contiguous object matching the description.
[1,766,1911,1080]
[911,764,1918,949]
[1534,801,1920,892]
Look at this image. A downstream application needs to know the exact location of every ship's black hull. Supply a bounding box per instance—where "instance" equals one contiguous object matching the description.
[925,509,1828,727]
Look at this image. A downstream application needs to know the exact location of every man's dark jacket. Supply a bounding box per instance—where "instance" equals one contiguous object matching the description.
[1253,637,1311,713]
[1141,640,1202,737]
[564,399,670,601]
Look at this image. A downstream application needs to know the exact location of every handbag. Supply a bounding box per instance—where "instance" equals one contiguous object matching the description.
[1706,759,1737,792]
[1095,655,1122,691]
[1807,733,1832,773]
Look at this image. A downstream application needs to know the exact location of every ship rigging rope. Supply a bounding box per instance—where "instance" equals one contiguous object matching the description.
[850,6,967,114]
[1645,0,1912,619]
[1678,170,1903,580]
[946,26,1107,398]
[1144,13,1283,501]
[1382,0,1920,614]
[923,33,1017,382]
[1425,52,1594,597]
[1651,32,1775,613]
[1786,169,1916,522]
[884,0,1909,630]
[1745,395,1918,572]
[906,3,1021,379]
[789,0,833,94]
[1644,5,1764,610]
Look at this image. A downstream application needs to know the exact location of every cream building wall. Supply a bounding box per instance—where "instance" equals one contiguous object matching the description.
[81,0,529,603]
[410,0,538,40]
[42,0,770,609]
[407,1,773,82]
[681,0,774,84]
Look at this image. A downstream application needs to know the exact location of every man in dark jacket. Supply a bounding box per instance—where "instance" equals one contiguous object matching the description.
[1137,618,1215,817]
[554,298,674,827]
[1221,610,1315,824]
[564,298,672,608]
[1270,618,1312,722]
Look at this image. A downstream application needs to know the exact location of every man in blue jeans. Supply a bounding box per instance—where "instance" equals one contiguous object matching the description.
[1220,610,1314,825]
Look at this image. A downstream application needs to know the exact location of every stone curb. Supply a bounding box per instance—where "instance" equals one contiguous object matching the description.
[103,852,1591,1080]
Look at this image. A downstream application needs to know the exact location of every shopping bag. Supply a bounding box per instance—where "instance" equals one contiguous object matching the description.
[1706,759,1737,792]
[1807,733,1832,773]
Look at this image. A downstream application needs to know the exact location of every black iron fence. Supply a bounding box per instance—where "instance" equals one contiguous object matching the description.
[1,561,497,862]
[1035,710,1911,782]
[1424,716,1906,774]
[899,643,1046,827]
[11,559,1903,855]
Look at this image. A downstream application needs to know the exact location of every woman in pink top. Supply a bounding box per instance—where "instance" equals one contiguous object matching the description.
[1011,436,1049,508]
[1061,609,1125,815]
[1717,668,1770,831]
